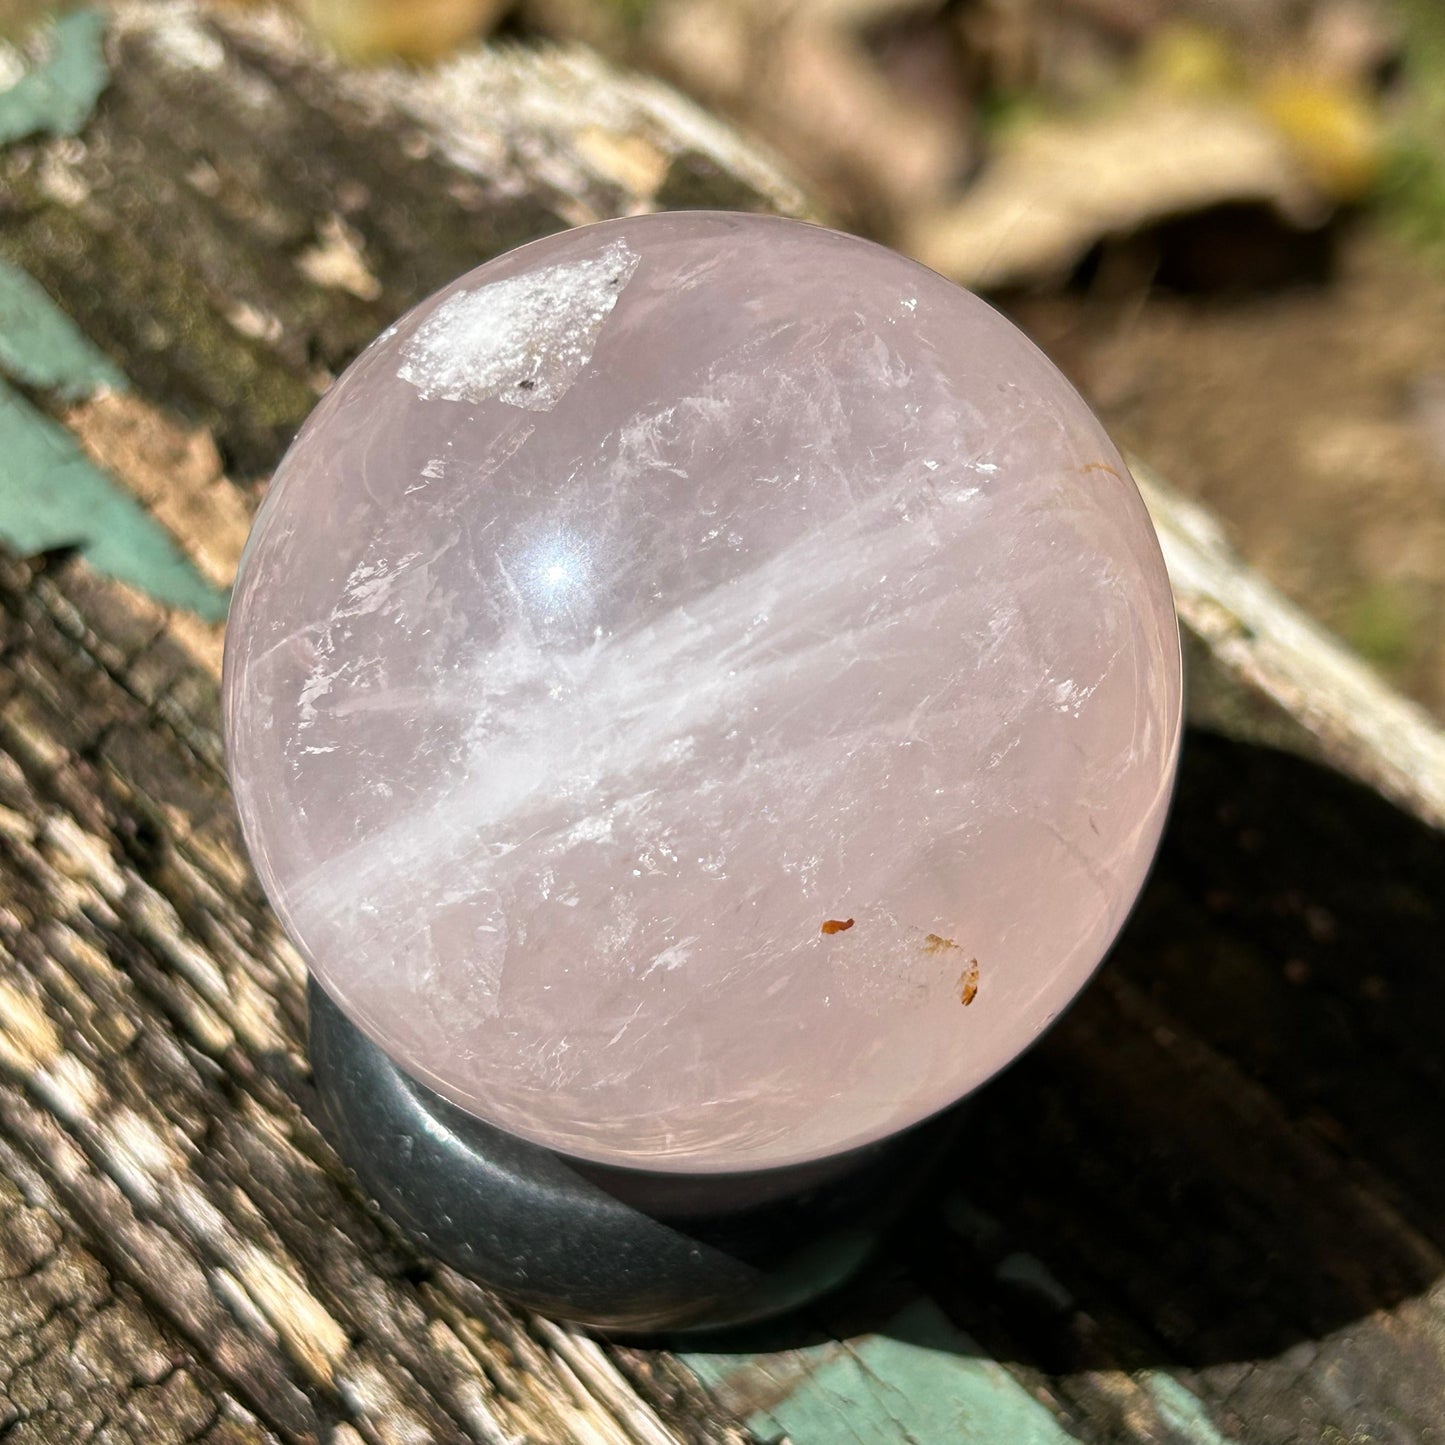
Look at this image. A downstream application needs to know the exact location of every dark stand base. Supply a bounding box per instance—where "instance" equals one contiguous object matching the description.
[308,979,958,1333]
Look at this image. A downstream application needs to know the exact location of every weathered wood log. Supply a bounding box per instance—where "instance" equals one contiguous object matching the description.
[1137,464,1445,831]
[0,4,1443,1443]
[0,546,752,1440]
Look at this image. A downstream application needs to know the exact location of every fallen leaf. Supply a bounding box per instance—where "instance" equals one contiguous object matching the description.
[300,0,508,61]
[906,92,1325,290]
[648,0,973,219]
[1257,70,1382,202]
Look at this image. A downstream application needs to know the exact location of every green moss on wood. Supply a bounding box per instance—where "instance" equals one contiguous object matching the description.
[0,256,125,397]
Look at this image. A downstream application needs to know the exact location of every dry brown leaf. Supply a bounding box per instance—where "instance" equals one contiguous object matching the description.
[1305,0,1400,86]
[649,0,972,219]
[645,0,754,106]
[1256,70,1382,202]
[905,93,1325,289]
[300,0,507,61]
[785,0,939,23]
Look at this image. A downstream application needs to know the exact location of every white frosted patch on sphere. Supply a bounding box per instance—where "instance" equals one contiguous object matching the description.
[398,237,640,411]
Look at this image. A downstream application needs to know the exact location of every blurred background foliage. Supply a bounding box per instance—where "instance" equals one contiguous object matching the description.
[3,0,1444,716]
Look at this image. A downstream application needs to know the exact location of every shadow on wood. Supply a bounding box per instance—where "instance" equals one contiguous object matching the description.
[684,733,1445,1432]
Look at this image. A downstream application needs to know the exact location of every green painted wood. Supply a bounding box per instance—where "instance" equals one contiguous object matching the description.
[0,9,109,146]
[0,242,222,619]
[0,257,126,398]
[0,380,228,619]
[687,1301,1084,1445]
[1143,1374,1241,1445]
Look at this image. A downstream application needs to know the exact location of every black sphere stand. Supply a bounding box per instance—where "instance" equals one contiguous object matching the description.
[309,979,957,1333]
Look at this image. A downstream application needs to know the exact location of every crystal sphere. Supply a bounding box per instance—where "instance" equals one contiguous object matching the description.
[224,212,1181,1174]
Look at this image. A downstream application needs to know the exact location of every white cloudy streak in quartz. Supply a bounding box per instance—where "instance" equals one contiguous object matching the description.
[298,485,976,910]
[223,214,1182,1172]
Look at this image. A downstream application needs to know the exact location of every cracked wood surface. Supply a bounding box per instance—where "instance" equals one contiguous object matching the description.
[0,3,1443,1442]
[0,553,746,1443]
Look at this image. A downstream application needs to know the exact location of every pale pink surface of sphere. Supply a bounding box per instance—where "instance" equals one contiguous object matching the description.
[223,212,1182,1173]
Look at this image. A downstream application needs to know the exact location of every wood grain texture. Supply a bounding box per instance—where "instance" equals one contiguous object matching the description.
[0,546,749,1441]
[0,4,1443,1443]
[8,542,1445,1441]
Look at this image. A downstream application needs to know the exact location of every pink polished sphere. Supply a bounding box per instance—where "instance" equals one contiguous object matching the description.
[224,212,1181,1173]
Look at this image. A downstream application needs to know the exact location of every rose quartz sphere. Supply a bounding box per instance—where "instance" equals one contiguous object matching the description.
[224,212,1181,1173]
